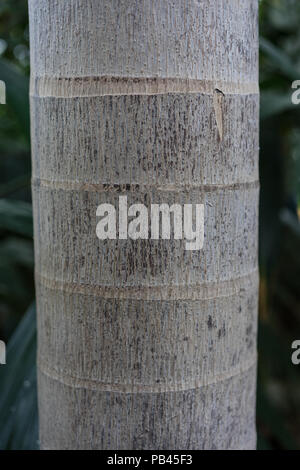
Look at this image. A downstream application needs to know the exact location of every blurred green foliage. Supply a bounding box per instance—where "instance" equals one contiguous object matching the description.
[0,0,31,344]
[0,0,36,450]
[0,0,299,450]
[258,0,300,449]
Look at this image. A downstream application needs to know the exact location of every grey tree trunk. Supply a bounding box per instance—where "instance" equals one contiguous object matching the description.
[29,0,259,450]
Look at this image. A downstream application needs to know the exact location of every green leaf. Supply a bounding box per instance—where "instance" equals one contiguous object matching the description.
[0,303,38,450]
[0,237,33,268]
[260,37,300,81]
[0,173,31,198]
[0,58,30,140]
[0,199,32,237]
[260,89,296,120]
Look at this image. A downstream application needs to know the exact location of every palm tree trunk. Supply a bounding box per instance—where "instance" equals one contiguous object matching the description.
[29,0,259,449]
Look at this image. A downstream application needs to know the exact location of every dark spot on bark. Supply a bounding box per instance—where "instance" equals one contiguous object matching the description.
[218,324,226,339]
[207,315,216,329]
[214,88,225,96]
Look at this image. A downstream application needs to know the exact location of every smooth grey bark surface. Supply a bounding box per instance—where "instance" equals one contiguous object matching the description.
[29,0,259,449]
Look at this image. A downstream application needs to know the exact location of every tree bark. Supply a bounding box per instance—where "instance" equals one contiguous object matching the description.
[29,0,259,450]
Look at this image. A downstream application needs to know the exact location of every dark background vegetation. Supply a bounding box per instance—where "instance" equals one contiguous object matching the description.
[0,0,299,450]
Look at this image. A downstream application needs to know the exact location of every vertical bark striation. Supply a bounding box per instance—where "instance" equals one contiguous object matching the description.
[29,0,259,449]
